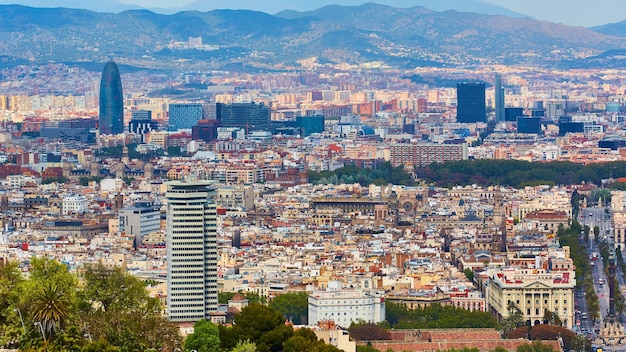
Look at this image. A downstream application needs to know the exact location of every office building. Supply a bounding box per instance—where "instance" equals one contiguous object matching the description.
[219,102,270,132]
[118,202,161,248]
[505,107,525,122]
[129,110,158,143]
[166,180,218,323]
[99,61,124,135]
[516,117,542,134]
[41,118,97,143]
[456,82,486,123]
[296,115,325,136]
[192,119,220,142]
[169,103,204,131]
[495,74,505,123]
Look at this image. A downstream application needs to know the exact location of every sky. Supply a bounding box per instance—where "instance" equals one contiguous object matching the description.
[483,0,626,27]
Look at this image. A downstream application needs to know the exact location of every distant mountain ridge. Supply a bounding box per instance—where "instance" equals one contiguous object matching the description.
[0,0,531,18]
[0,3,624,70]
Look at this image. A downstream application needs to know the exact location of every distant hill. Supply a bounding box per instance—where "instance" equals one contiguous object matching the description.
[0,0,138,13]
[591,20,626,37]
[173,0,531,18]
[0,3,624,70]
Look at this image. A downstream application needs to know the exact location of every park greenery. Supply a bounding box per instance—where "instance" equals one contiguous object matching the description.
[556,221,601,320]
[0,258,180,351]
[385,302,498,329]
[308,162,415,186]
[307,159,626,189]
[213,304,341,352]
[415,160,626,188]
[268,292,309,325]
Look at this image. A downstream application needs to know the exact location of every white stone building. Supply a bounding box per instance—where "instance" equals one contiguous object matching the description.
[308,281,385,327]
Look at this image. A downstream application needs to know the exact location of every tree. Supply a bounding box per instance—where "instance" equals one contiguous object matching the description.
[283,328,342,352]
[221,304,292,352]
[76,263,180,352]
[0,261,24,347]
[184,319,220,352]
[516,341,555,352]
[348,323,391,341]
[232,340,257,352]
[463,268,474,282]
[570,334,592,352]
[22,257,77,338]
[269,292,309,325]
[542,310,562,326]
[32,281,71,336]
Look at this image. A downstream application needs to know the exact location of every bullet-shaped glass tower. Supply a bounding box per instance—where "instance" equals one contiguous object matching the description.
[99,61,124,135]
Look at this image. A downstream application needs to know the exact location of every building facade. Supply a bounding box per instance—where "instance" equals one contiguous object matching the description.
[62,194,88,215]
[457,82,486,123]
[308,281,385,327]
[99,61,124,135]
[389,143,469,167]
[219,102,270,132]
[129,110,158,143]
[484,267,575,329]
[166,180,218,322]
[118,202,161,247]
[169,103,204,131]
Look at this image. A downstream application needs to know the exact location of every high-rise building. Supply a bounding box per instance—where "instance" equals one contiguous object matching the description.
[169,103,204,131]
[516,117,542,134]
[505,107,525,122]
[129,110,158,143]
[166,180,218,323]
[456,82,486,123]
[99,61,124,135]
[494,74,505,123]
[296,115,325,136]
[219,102,270,132]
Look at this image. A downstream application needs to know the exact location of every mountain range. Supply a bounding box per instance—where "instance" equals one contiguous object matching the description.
[0,0,531,17]
[0,3,625,71]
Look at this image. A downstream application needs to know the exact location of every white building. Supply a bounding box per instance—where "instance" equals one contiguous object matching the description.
[166,180,218,322]
[308,281,385,327]
[5,174,40,188]
[62,194,88,215]
[118,203,161,247]
[100,178,124,192]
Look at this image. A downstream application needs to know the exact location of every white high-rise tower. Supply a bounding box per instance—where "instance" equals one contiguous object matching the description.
[166,180,218,322]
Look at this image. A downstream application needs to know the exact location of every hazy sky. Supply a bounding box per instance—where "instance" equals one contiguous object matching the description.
[484,0,626,27]
[116,0,626,27]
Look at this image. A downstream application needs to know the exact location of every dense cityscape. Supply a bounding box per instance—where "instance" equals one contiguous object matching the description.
[3,2,626,352]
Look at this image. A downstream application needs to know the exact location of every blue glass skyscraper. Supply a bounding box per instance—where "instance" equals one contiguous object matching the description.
[99,61,124,135]
[456,82,486,123]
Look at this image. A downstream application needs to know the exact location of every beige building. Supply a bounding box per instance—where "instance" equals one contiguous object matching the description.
[312,321,356,352]
[216,185,255,210]
[612,191,626,249]
[485,266,575,329]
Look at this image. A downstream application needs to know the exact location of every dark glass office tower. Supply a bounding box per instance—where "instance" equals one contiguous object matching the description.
[99,61,124,135]
[495,74,505,123]
[456,82,486,123]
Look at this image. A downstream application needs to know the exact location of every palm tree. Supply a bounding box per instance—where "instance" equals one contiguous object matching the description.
[32,281,71,336]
